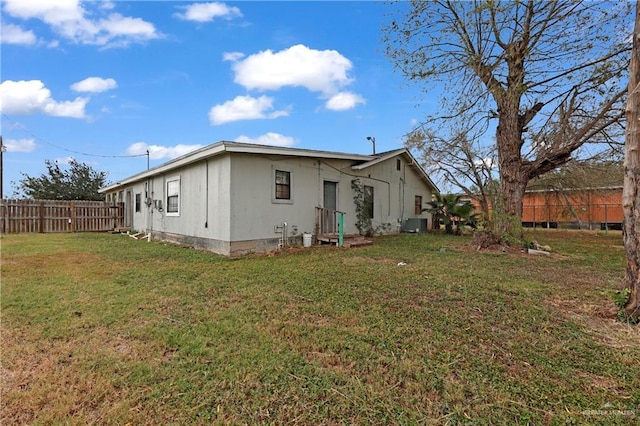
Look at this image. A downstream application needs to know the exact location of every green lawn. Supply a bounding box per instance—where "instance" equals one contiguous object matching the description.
[1,231,638,425]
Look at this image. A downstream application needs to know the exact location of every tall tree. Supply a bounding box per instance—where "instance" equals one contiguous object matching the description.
[17,159,108,201]
[623,1,640,321]
[385,0,631,238]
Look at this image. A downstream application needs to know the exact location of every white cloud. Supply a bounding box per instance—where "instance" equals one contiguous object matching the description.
[71,77,117,93]
[4,0,84,24]
[175,2,242,22]
[209,95,289,125]
[229,44,354,95]
[0,80,88,118]
[474,157,497,170]
[235,132,296,147]
[2,0,161,48]
[1,23,37,45]
[125,142,204,160]
[99,1,116,11]
[98,13,157,38]
[4,138,36,153]
[223,51,245,62]
[325,92,365,111]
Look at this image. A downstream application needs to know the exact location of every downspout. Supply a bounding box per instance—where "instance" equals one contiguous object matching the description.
[147,178,153,242]
[317,160,322,206]
[402,161,406,220]
[205,159,209,228]
[161,175,166,229]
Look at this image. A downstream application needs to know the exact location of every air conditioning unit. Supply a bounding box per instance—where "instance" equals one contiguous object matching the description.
[402,218,428,233]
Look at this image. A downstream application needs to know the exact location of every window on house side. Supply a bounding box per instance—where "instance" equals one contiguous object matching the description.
[397,159,401,171]
[364,185,374,219]
[275,170,291,200]
[166,179,180,215]
[135,193,141,213]
[415,195,423,215]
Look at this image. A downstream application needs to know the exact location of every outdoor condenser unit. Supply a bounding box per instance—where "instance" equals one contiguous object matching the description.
[402,218,428,233]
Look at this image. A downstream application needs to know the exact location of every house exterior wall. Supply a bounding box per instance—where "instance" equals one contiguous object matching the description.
[151,155,232,253]
[103,150,434,256]
[227,154,434,249]
[228,154,321,242]
[104,155,234,255]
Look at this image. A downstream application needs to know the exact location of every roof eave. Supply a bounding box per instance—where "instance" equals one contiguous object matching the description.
[99,141,377,193]
[351,149,439,192]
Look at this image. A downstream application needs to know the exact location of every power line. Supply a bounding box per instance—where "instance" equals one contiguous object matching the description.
[0,112,148,159]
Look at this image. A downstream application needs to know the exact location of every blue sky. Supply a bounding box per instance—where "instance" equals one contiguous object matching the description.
[0,0,432,196]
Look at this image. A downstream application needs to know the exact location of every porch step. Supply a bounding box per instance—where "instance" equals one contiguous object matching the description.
[344,236,374,248]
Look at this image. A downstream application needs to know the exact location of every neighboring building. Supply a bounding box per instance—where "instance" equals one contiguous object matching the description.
[100,142,438,256]
[521,186,623,230]
[469,186,623,230]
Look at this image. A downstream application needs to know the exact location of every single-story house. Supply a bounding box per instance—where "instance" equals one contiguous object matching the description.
[99,141,438,256]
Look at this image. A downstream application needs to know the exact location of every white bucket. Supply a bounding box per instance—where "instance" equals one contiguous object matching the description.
[302,233,312,247]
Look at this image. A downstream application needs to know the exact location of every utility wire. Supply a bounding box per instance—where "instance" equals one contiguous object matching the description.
[1,112,148,159]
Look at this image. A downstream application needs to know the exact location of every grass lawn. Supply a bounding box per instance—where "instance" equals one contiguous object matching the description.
[1,230,638,425]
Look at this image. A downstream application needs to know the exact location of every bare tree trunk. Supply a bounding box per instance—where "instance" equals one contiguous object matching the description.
[496,100,527,239]
[623,1,640,320]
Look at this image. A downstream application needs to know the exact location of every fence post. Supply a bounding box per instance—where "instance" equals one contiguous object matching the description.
[1,199,5,234]
[39,201,45,233]
[338,212,344,247]
[70,202,76,232]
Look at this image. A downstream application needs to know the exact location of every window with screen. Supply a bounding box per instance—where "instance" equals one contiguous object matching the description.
[364,185,374,219]
[166,178,180,215]
[275,170,291,200]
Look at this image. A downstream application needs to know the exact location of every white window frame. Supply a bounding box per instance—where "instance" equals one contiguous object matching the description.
[272,167,294,204]
[166,176,181,216]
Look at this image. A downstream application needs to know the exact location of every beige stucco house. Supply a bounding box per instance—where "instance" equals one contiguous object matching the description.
[100,141,438,256]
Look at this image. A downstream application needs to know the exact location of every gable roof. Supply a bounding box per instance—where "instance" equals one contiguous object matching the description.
[100,141,438,193]
[350,148,438,191]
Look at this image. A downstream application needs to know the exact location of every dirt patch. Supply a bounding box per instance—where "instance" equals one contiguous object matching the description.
[0,325,159,424]
[546,296,640,350]
[306,350,356,373]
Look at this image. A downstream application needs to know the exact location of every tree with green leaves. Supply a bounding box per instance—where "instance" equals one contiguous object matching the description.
[424,193,478,235]
[16,159,109,201]
[385,0,631,240]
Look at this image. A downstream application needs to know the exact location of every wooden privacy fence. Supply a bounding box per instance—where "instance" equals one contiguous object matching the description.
[0,199,124,234]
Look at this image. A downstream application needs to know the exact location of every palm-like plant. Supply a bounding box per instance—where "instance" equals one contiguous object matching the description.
[424,193,478,234]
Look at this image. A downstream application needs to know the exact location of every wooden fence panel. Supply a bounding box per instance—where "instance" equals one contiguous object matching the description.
[0,199,124,234]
